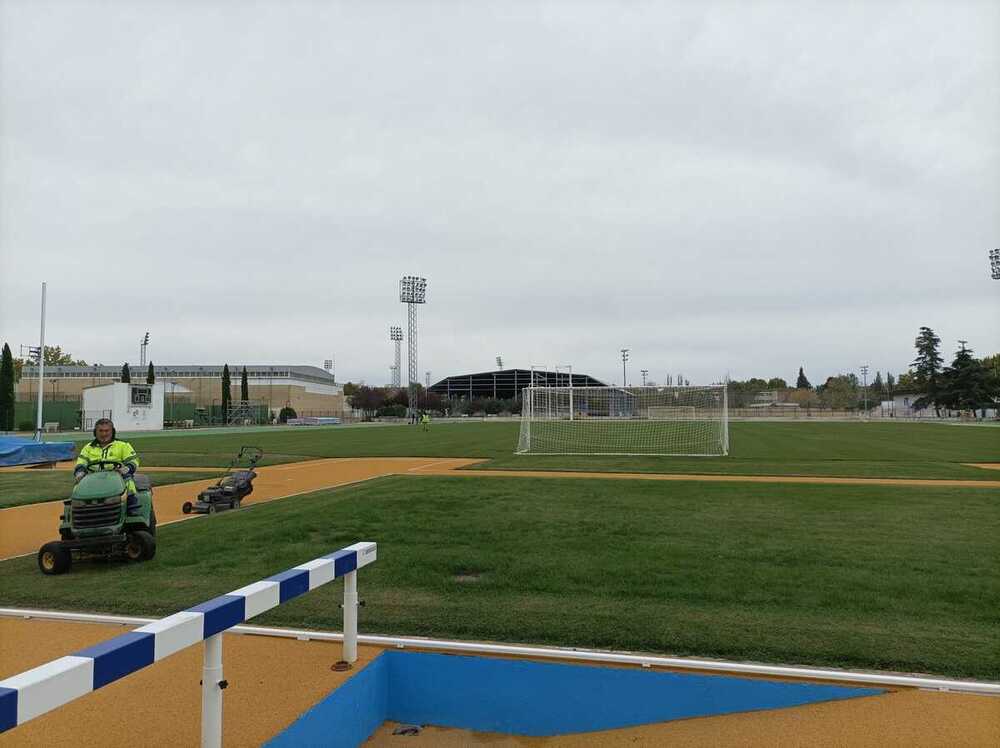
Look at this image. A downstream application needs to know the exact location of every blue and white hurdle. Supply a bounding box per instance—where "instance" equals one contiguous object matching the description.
[0,541,377,747]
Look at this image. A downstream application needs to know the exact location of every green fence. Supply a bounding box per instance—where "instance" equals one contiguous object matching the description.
[12,401,82,431]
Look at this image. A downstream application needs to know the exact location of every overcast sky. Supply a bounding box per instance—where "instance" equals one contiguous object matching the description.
[1,1,997,387]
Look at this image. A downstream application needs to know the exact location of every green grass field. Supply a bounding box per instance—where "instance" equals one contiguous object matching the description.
[0,470,220,508]
[49,420,1000,479]
[3,421,997,680]
[1,475,996,679]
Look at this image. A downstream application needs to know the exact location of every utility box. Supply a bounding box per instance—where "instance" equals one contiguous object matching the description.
[82,383,165,432]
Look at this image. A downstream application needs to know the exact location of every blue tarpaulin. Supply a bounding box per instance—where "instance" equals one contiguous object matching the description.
[0,437,76,467]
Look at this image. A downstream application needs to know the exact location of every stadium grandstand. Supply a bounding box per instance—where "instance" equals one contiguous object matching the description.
[428,368,606,401]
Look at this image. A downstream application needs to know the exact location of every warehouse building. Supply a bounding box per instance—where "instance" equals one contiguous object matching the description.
[16,364,345,427]
[427,368,606,401]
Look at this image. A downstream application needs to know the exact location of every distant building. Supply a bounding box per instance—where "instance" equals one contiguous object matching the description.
[428,368,606,401]
[17,364,345,420]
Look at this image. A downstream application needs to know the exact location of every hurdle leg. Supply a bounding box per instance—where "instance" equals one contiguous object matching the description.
[201,633,224,748]
[343,569,358,664]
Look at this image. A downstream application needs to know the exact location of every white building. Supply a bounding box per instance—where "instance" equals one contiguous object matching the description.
[82,383,165,432]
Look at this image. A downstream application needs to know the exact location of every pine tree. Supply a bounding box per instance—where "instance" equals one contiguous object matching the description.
[121,363,131,383]
[221,364,232,420]
[886,372,895,397]
[0,343,15,431]
[795,366,811,389]
[240,366,249,401]
[872,371,883,396]
[911,327,943,415]
[146,362,155,384]
[940,342,992,414]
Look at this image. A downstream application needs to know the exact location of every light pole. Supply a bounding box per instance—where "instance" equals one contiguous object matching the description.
[641,369,648,386]
[34,283,47,441]
[140,332,150,367]
[389,326,403,388]
[860,364,869,415]
[990,248,999,280]
[496,356,503,369]
[399,276,427,417]
[620,349,629,387]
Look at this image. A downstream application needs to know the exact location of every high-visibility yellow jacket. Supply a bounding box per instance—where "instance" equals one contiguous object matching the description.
[75,440,140,477]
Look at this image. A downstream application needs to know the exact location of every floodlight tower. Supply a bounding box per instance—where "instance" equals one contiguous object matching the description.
[860,364,870,415]
[399,276,427,415]
[389,326,403,388]
[990,248,1000,280]
[641,369,649,386]
[620,348,630,386]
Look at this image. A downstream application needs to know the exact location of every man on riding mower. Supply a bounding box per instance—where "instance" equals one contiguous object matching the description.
[74,418,141,515]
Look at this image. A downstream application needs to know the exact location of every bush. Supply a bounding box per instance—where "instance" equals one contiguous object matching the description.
[17,420,34,431]
[376,404,407,418]
[278,406,297,424]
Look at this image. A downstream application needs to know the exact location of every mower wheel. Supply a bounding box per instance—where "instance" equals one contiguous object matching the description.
[208,503,217,515]
[126,531,156,562]
[182,501,193,514]
[38,542,72,575]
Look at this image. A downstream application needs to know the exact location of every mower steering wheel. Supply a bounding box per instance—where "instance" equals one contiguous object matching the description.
[85,459,125,471]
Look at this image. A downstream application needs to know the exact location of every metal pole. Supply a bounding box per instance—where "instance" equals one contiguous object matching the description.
[568,364,573,422]
[343,570,358,663]
[35,283,46,441]
[201,633,224,748]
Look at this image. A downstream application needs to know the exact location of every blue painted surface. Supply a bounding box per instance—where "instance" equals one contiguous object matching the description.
[0,688,16,732]
[264,656,388,748]
[265,569,310,603]
[271,651,883,744]
[187,595,246,637]
[73,631,155,689]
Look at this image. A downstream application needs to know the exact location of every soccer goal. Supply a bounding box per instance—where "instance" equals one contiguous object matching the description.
[516,385,729,456]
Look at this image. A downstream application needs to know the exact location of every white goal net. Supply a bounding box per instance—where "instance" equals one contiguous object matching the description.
[517,385,729,456]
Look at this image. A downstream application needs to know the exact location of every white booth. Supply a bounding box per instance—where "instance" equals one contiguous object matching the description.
[82,383,165,432]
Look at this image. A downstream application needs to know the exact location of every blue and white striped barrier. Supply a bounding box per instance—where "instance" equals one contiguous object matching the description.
[0,541,376,746]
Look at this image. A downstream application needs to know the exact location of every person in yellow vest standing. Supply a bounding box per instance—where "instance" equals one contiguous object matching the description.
[74,418,141,515]
[420,411,431,432]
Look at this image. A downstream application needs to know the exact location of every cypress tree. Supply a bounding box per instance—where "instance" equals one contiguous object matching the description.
[146,362,155,384]
[912,327,943,415]
[795,366,811,389]
[121,363,131,383]
[240,366,249,401]
[221,364,232,418]
[0,343,15,431]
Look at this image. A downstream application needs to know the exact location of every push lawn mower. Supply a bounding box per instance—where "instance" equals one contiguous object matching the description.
[37,460,156,575]
[182,446,263,515]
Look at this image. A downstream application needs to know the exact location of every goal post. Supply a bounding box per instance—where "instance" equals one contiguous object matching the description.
[516,385,729,456]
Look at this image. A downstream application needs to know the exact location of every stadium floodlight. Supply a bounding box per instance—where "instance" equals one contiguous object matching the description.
[399,276,427,414]
[620,349,629,386]
[517,384,729,456]
[496,356,503,370]
[389,326,403,388]
[641,369,649,386]
[860,364,869,415]
[140,331,150,367]
[991,248,1000,280]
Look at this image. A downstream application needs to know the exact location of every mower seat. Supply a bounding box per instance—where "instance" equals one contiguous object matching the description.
[133,474,152,491]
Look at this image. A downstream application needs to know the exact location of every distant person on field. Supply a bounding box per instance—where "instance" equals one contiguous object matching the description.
[421,412,431,431]
[74,418,141,515]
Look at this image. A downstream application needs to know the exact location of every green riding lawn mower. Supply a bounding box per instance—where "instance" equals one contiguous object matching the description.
[37,460,156,575]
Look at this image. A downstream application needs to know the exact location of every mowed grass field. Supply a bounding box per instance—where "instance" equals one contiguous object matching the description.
[50,420,1000,479]
[0,470,220,508]
[0,475,996,680]
[2,421,997,679]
